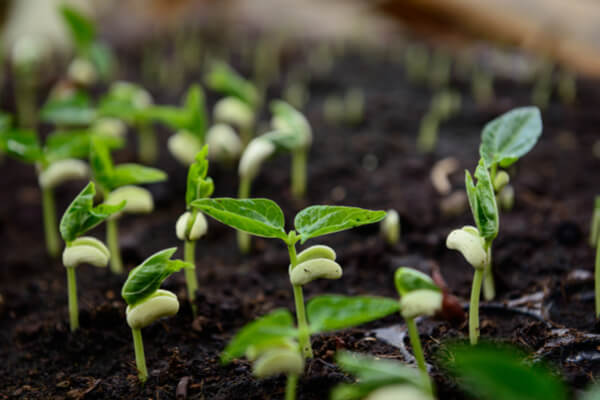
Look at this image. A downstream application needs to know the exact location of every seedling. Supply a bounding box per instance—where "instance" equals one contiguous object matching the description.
[471,65,495,106]
[557,69,576,105]
[381,209,400,245]
[404,43,429,83]
[90,138,167,273]
[221,295,399,400]
[121,248,192,383]
[417,90,461,153]
[591,197,600,317]
[205,61,260,146]
[0,123,121,257]
[323,89,365,126]
[442,342,567,400]
[446,160,498,345]
[60,5,115,83]
[394,268,442,389]
[12,36,45,129]
[192,197,386,357]
[332,351,433,400]
[205,123,242,164]
[176,146,213,316]
[478,106,543,299]
[60,182,125,331]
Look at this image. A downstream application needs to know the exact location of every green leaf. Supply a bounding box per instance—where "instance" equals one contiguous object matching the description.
[121,248,192,305]
[191,198,287,240]
[97,82,151,123]
[307,295,399,333]
[60,182,125,242]
[89,42,114,80]
[465,160,499,241]
[40,91,96,126]
[110,164,167,188]
[185,146,213,206]
[443,342,567,400]
[205,61,259,107]
[45,130,123,163]
[0,131,42,163]
[60,5,95,52]
[480,107,542,168]
[294,206,386,243]
[394,267,440,297]
[221,309,297,364]
[0,111,13,132]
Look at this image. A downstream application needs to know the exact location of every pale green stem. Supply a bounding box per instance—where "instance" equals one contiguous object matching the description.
[595,235,600,318]
[106,218,123,274]
[406,317,432,392]
[240,125,253,148]
[42,186,60,258]
[483,246,495,301]
[288,242,313,358]
[132,328,148,383]
[470,268,484,345]
[138,121,158,164]
[291,149,307,199]
[66,266,78,332]
[16,66,36,129]
[237,176,252,254]
[184,239,198,318]
[285,374,298,400]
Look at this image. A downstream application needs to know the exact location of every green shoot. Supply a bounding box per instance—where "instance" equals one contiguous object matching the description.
[417,90,461,153]
[478,107,543,298]
[176,146,214,317]
[332,351,433,400]
[394,268,442,391]
[90,138,167,274]
[192,198,386,357]
[531,62,553,110]
[441,342,567,400]
[591,197,600,317]
[404,43,429,83]
[221,295,399,400]
[471,65,495,106]
[557,69,576,105]
[447,160,498,345]
[11,36,45,129]
[121,248,192,383]
[59,182,125,331]
[323,89,365,126]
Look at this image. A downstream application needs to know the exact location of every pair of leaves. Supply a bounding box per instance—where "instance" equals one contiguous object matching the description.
[221,295,399,364]
[185,146,214,206]
[90,138,166,192]
[442,342,567,400]
[191,198,386,244]
[59,182,125,242]
[205,61,259,108]
[479,107,542,169]
[331,351,429,400]
[40,91,96,126]
[465,160,499,241]
[121,247,192,305]
[144,85,207,141]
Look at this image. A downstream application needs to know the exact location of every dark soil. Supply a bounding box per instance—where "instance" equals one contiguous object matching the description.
[0,33,599,399]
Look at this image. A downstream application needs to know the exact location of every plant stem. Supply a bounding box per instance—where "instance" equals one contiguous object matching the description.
[595,235,600,318]
[138,121,158,164]
[184,239,198,318]
[237,176,251,253]
[16,67,36,129]
[406,317,426,373]
[41,186,60,258]
[131,328,148,383]
[288,242,313,358]
[66,266,78,332]
[106,218,123,274]
[240,126,253,148]
[291,149,307,199]
[483,246,495,301]
[285,373,298,400]
[469,268,484,345]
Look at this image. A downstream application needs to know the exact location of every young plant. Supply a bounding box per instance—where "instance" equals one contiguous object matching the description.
[221,295,399,400]
[98,81,156,163]
[205,61,260,146]
[0,124,121,257]
[441,342,567,400]
[446,160,498,345]
[175,146,213,316]
[417,90,461,153]
[90,138,167,274]
[331,351,433,400]
[192,197,386,357]
[60,5,115,83]
[121,248,192,383]
[478,106,543,298]
[205,123,242,164]
[591,196,600,317]
[394,267,442,390]
[60,182,125,331]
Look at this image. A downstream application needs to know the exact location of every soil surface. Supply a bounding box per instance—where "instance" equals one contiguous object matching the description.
[0,33,599,399]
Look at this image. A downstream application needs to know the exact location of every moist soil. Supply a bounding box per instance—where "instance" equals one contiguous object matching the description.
[0,36,599,399]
